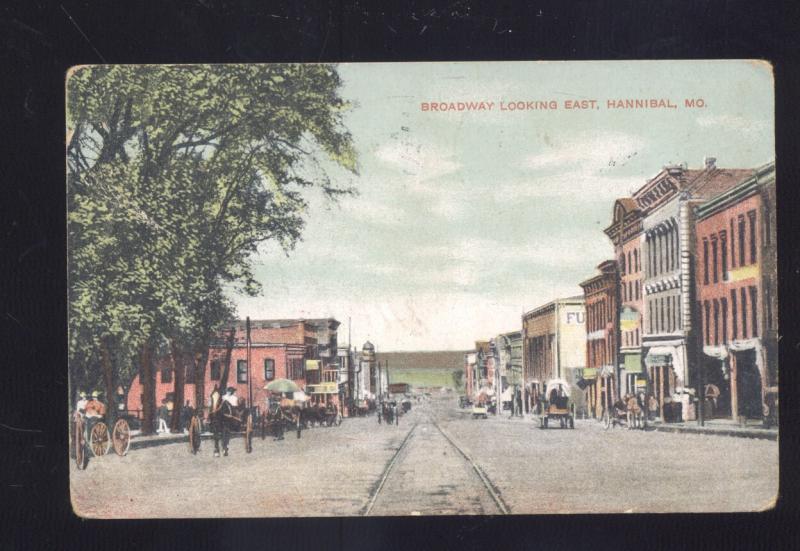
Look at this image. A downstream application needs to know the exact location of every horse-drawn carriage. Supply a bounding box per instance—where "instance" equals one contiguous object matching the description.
[602,394,645,430]
[539,379,575,429]
[301,401,341,428]
[188,387,254,456]
[260,397,303,440]
[73,412,131,470]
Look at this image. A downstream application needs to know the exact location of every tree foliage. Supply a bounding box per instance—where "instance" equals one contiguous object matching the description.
[67,64,358,421]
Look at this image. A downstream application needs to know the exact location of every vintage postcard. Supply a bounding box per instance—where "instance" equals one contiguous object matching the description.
[67,60,777,518]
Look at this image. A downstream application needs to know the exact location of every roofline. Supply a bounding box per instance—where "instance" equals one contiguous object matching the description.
[523,295,585,318]
[694,161,775,220]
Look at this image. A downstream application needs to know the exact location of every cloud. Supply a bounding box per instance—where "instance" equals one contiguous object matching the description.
[415,235,611,270]
[522,131,646,172]
[493,171,643,202]
[374,139,461,186]
[695,114,770,134]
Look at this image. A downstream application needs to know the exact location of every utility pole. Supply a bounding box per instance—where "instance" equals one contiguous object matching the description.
[246,316,253,409]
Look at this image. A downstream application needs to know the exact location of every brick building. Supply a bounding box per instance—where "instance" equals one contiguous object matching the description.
[604,198,646,398]
[694,161,776,421]
[638,159,756,421]
[579,261,619,418]
[522,296,586,412]
[126,318,340,414]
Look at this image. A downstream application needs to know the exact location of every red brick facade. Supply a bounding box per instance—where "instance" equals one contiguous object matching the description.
[694,163,777,420]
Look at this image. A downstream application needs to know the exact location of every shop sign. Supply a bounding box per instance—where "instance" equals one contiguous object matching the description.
[620,306,640,331]
[305,360,321,371]
[308,382,338,394]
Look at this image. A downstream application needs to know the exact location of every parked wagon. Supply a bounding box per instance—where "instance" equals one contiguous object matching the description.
[539,379,575,429]
[73,412,131,470]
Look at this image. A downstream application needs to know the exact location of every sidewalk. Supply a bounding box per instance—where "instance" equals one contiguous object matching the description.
[647,418,778,441]
[128,429,215,450]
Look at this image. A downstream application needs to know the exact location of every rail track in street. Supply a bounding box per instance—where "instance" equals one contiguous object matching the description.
[363,412,509,516]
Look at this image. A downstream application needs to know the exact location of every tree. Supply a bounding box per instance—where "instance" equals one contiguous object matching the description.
[67,65,358,433]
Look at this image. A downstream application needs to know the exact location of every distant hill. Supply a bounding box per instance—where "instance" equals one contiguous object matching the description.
[375,350,469,371]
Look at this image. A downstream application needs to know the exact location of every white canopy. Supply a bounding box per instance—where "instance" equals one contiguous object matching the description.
[292,390,309,402]
[544,378,571,396]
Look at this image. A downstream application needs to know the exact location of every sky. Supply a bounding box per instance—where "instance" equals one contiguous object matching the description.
[233,60,774,352]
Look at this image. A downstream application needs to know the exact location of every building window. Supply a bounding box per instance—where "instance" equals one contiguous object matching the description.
[720,231,728,281]
[748,210,757,264]
[704,301,711,344]
[731,290,738,340]
[627,251,632,275]
[765,286,773,331]
[711,237,718,283]
[236,359,248,383]
[634,249,639,272]
[702,238,709,285]
[741,287,748,339]
[738,215,746,267]
[264,358,275,381]
[721,297,728,344]
[161,367,172,384]
[730,218,736,268]
[649,300,654,333]
[210,359,221,380]
[750,286,758,338]
[659,297,665,333]
[712,299,719,346]
[287,357,304,380]
[620,254,626,275]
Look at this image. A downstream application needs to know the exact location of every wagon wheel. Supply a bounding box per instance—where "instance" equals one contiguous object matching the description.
[188,415,201,454]
[244,413,253,453]
[602,409,611,430]
[90,421,110,457]
[74,415,86,470]
[112,418,131,456]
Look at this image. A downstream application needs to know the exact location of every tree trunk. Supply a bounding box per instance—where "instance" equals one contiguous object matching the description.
[139,339,157,436]
[169,339,185,433]
[193,346,209,415]
[218,327,236,392]
[99,337,117,425]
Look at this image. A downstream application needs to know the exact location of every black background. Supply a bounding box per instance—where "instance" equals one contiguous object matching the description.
[1,1,799,549]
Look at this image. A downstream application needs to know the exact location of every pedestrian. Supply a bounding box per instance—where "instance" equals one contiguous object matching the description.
[181,400,193,432]
[157,399,169,434]
[648,394,659,421]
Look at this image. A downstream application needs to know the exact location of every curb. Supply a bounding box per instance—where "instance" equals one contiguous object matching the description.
[650,424,777,441]
[129,432,217,451]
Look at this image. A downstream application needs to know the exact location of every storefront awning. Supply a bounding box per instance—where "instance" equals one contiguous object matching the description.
[623,353,642,374]
[581,368,597,380]
[644,347,674,367]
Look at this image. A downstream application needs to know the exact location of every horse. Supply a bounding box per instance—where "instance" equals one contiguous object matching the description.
[208,391,249,456]
[625,395,644,429]
[265,398,302,439]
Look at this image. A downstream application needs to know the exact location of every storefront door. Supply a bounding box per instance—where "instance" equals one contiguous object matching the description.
[735,349,762,419]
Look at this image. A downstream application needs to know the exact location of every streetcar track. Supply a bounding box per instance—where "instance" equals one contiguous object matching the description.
[362,422,419,516]
[430,416,510,515]
[362,412,510,516]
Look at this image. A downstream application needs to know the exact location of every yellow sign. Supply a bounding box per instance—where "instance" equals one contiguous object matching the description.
[308,382,338,394]
[728,264,759,283]
[305,360,321,371]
